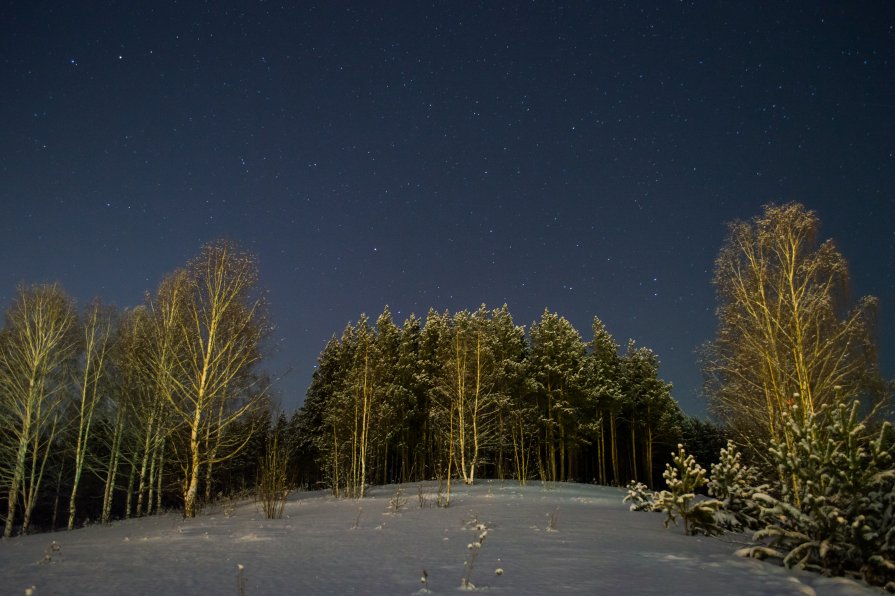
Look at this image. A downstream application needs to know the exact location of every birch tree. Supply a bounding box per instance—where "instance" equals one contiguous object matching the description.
[167,240,267,517]
[0,284,78,537]
[432,307,499,486]
[704,202,884,468]
[118,302,175,518]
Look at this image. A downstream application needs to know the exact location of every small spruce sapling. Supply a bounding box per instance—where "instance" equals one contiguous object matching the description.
[708,440,763,531]
[388,486,407,514]
[654,444,723,536]
[624,481,656,512]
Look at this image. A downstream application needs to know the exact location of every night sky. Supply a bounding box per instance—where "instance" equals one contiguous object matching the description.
[2,2,893,416]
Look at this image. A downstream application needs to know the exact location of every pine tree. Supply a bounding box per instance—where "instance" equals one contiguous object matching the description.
[619,341,673,486]
[744,401,894,588]
[654,444,723,536]
[528,310,585,483]
[485,305,527,482]
[580,317,622,486]
[708,440,762,531]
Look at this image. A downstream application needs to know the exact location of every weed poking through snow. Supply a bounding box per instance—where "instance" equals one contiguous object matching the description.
[236,564,247,596]
[39,541,61,564]
[388,486,407,514]
[437,476,451,508]
[461,522,488,590]
[418,484,433,509]
[546,507,559,532]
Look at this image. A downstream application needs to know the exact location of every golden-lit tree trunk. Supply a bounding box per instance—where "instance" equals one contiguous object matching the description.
[600,421,606,485]
[546,388,557,483]
[331,420,340,498]
[357,342,373,498]
[68,302,113,530]
[454,331,487,485]
[155,438,165,513]
[453,330,468,482]
[609,412,619,485]
[115,305,172,519]
[629,412,637,482]
[145,429,163,515]
[101,402,126,524]
[440,313,496,487]
[511,411,530,485]
[646,425,654,488]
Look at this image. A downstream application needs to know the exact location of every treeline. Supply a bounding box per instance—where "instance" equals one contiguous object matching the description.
[0,239,725,537]
[287,304,715,494]
[0,240,270,536]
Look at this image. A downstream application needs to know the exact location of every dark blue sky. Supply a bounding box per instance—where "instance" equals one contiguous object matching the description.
[2,2,893,415]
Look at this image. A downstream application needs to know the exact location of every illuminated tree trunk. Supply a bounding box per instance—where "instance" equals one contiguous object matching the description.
[22,413,61,534]
[609,412,619,485]
[183,397,204,517]
[630,412,637,482]
[101,404,125,524]
[155,439,165,513]
[67,303,112,529]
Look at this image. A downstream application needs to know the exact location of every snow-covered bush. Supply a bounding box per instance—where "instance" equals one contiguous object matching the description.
[708,440,763,531]
[623,481,655,512]
[654,444,723,536]
[740,402,894,590]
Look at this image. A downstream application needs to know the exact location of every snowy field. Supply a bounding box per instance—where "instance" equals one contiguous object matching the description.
[0,482,878,595]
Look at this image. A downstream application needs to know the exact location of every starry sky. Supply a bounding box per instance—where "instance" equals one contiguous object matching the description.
[2,2,893,416]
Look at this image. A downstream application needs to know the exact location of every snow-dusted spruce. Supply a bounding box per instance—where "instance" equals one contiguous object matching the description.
[654,444,723,536]
[708,440,763,531]
[623,480,655,512]
[740,402,894,590]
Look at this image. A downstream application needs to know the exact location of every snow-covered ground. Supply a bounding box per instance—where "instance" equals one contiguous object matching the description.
[0,482,877,595]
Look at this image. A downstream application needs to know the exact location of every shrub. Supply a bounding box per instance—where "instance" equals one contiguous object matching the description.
[257,432,290,519]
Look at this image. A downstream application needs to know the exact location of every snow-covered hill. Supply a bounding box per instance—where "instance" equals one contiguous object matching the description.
[0,482,876,594]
